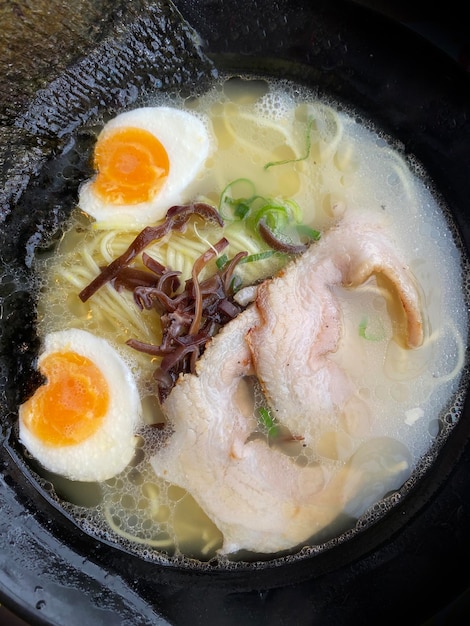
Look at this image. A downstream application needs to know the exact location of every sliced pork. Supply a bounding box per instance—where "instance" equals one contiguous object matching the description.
[248,212,424,446]
[151,212,424,554]
[152,306,366,554]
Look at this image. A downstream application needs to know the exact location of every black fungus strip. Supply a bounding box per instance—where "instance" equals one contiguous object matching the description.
[78,202,222,302]
[258,218,308,254]
[107,233,249,402]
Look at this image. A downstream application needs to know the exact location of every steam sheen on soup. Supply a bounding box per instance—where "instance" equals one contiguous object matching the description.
[25,76,467,563]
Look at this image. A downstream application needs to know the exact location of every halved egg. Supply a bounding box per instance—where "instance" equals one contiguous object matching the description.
[78,106,212,227]
[18,328,142,482]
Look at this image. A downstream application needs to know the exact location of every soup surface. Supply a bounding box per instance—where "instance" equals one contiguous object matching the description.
[22,76,468,564]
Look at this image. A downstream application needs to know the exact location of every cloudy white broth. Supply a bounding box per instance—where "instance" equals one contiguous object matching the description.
[22,76,467,563]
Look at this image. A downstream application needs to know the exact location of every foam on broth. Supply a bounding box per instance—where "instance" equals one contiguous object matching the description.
[27,75,468,564]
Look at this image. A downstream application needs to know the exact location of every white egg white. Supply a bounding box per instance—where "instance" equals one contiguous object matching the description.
[19,328,142,482]
[78,106,212,227]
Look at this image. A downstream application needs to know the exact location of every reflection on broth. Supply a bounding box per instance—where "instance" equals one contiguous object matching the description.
[22,75,468,563]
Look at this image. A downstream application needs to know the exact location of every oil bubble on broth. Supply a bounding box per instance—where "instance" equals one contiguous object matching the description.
[23,74,468,565]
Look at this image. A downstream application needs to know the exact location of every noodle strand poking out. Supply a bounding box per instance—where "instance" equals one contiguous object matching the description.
[30,78,467,562]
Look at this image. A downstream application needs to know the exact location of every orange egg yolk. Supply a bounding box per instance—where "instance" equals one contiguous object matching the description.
[92,126,170,205]
[21,351,110,447]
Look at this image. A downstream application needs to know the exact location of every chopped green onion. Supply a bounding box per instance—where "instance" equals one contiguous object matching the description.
[246,198,303,241]
[229,274,243,293]
[248,205,287,234]
[358,318,368,339]
[217,179,320,275]
[239,250,279,264]
[358,316,386,341]
[258,406,279,438]
[296,224,321,241]
[234,202,251,219]
[215,253,229,270]
[218,178,257,220]
[264,116,314,170]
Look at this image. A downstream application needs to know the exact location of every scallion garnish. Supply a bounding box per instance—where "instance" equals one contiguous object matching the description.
[258,406,279,438]
[216,253,229,270]
[296,223,321,241]
[358,316,386,341]
[239,250,279,264]
[264,116,314,170]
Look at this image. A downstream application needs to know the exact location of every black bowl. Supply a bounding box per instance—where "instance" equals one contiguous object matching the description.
[1,1,470,624]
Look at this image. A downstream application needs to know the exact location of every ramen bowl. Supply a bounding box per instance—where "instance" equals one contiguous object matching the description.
[1,1,470,624]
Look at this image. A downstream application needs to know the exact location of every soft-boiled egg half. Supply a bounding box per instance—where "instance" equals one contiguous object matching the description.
[19,328,142,482]
[78,106,212,227]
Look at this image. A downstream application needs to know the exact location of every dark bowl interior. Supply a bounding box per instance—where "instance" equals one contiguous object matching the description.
[1,1,470,624]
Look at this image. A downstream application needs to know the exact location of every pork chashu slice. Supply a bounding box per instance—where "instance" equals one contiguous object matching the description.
[247,212,424,447]
[152,212,424,555]
[152,306,348,555]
